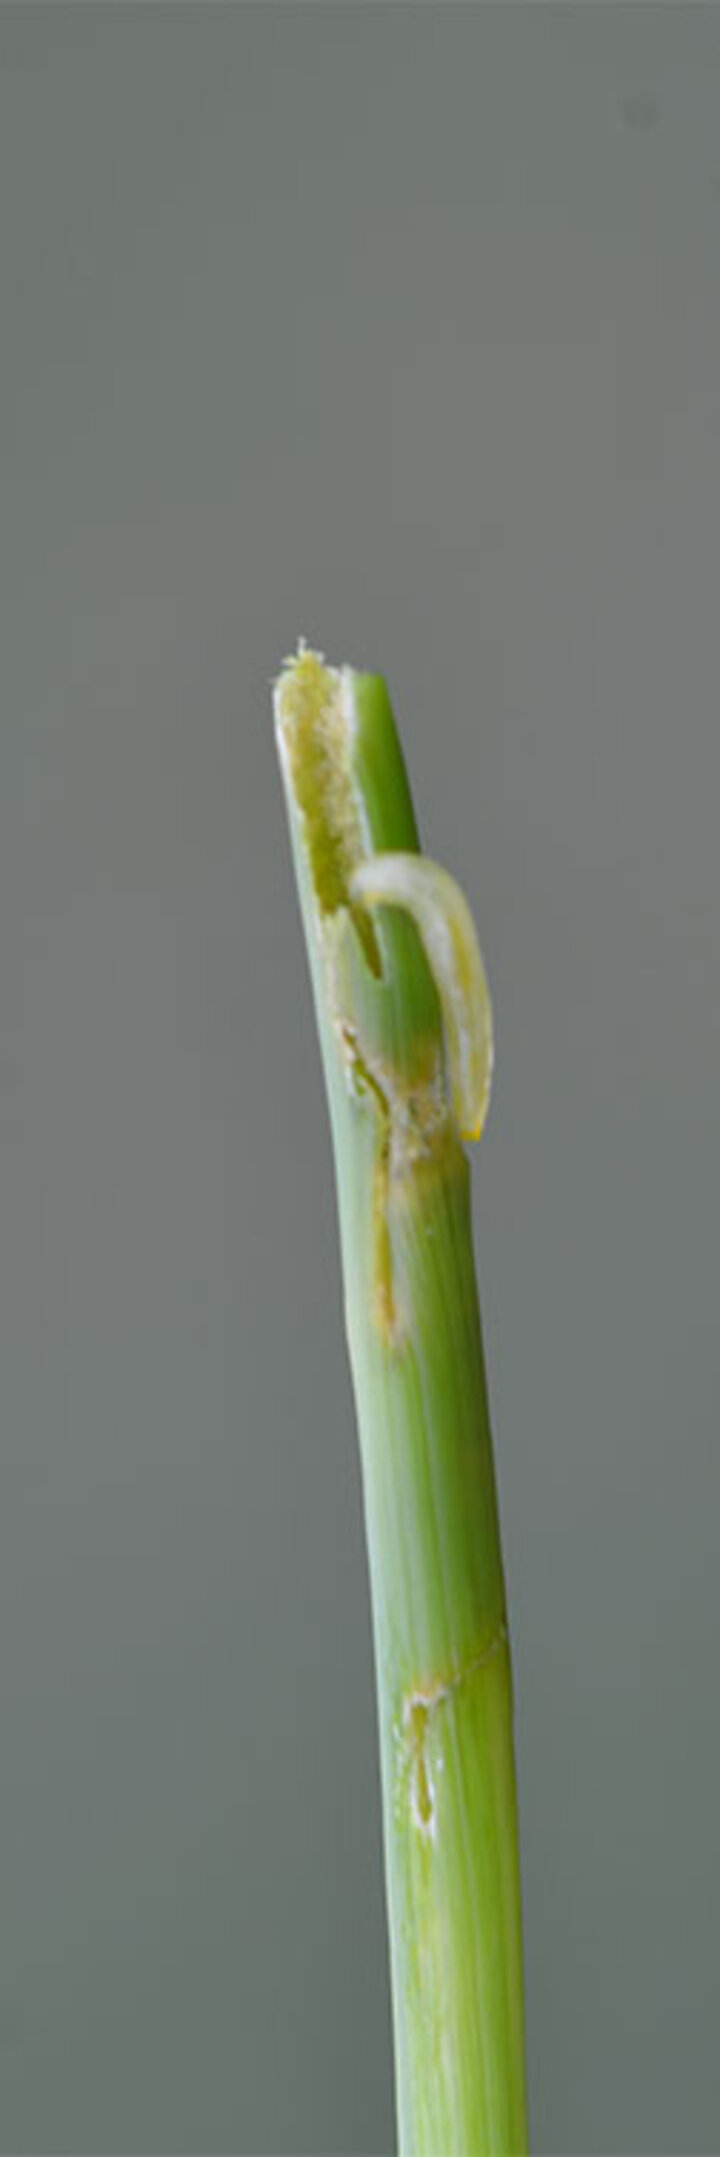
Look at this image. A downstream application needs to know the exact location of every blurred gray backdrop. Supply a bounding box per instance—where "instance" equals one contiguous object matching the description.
[1,5,719,2153]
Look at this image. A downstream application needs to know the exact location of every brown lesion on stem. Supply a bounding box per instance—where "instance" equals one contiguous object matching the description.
[340,1028,396,1336]
[403,1622,510,1837]
[340,1020,456,1343]
[406,1699,435,1831]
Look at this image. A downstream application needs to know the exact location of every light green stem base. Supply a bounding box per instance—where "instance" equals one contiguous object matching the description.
[343,1113,527,2156]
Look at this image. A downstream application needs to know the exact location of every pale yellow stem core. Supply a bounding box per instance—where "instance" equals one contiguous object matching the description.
[351,852,494,1141]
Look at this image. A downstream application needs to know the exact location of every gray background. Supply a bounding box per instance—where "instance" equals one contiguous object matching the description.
[1,4,719,2152]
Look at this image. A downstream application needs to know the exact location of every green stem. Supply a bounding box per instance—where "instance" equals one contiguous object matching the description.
[274,649,528,2156]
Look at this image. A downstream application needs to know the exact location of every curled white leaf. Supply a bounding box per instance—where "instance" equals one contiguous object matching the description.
[350,853,494,1142]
